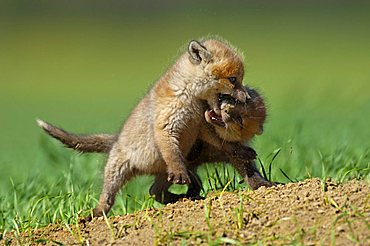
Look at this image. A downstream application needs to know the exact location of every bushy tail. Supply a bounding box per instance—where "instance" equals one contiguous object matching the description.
[36,119,117,153]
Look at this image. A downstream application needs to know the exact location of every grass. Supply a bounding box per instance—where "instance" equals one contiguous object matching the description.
[1,0,370,240]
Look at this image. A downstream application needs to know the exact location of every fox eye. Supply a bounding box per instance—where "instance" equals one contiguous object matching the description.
[236,115,243,126]
[228,77,237,84]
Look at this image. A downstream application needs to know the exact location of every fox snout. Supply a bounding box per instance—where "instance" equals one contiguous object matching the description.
[232,88,250,103]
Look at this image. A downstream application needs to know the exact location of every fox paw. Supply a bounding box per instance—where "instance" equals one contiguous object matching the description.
[187,194,205,201]
[167,171,191,184]
[247,175,275,190]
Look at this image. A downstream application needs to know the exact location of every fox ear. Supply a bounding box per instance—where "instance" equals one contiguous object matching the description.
[188,40,212,64]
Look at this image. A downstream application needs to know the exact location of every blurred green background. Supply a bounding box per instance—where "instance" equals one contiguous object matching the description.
[0,0,369,204]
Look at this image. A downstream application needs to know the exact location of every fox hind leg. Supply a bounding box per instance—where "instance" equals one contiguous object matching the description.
[149,170,204,204]
[93,152,134,217]
[149,173,182,204]
[185,169,204,200]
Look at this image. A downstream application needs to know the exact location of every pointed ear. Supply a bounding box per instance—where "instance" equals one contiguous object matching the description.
[188,40,212,64]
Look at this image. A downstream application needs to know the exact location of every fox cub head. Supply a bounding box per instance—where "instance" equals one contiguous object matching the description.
[187,39,249,105]
[205,88,266,143]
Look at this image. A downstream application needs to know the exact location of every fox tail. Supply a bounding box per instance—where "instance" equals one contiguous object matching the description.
[36,119,116,154]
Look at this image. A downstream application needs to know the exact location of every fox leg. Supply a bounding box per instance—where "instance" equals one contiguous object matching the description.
[149,173,182,204]
[230,158,274,189]
[93,150,134,217]
[198,142,273,189]
[189,140,273,190]
[153,127,190,185]
[243,161,275,189]
[185,169,203,200]
[149,171,203,204]
[199,124,257,161]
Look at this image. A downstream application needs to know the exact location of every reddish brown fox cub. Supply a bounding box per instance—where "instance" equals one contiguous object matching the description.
[38,88,274,205]
[38,38,259,217]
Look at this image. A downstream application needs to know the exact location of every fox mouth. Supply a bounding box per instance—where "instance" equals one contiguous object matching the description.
[206,109,225,127]
[206,93,234,127]
[206,93,244,127]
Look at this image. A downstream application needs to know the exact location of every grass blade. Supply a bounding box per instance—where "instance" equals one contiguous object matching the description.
[258,158,268,180]
[280,168,294,183]
[268,148,281,181]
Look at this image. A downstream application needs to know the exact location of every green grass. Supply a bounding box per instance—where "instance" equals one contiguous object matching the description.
[1,0,370,236]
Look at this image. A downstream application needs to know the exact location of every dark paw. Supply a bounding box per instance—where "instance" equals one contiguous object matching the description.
[188,194,205,201]
[247,175,275,190]
[160,193,184,204]
[177,194,205,202]
[167,171,191,184]
[79,215,93,224]
[92,207,105,217]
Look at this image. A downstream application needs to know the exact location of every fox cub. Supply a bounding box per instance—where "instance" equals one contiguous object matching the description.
[38,88,273,205]
[38,38,258,217]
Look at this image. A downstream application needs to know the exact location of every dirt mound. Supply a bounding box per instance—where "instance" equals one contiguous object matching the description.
[5,178,370,245]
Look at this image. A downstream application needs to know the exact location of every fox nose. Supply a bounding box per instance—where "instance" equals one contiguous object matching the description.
[233,89,250,103]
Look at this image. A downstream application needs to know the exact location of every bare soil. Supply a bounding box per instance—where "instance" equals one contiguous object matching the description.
[5,178,370,245]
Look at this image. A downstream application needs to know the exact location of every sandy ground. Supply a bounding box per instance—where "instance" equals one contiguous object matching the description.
[5,178,370,245]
